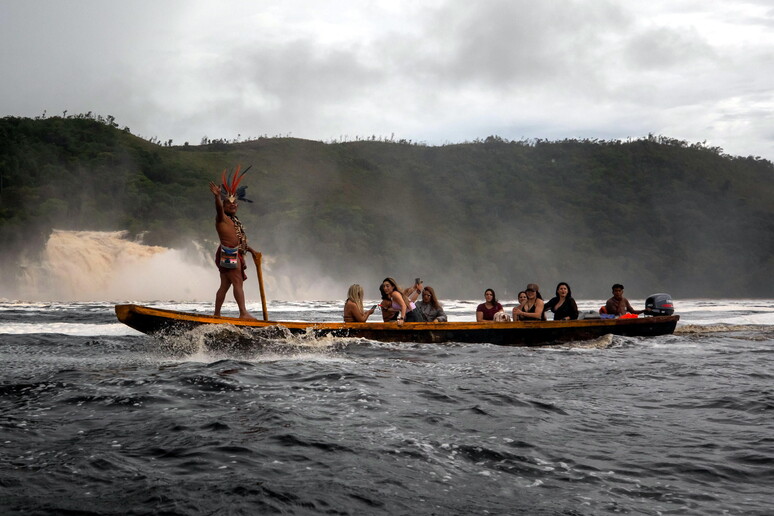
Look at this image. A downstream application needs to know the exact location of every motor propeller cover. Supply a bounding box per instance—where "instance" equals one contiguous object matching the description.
[644,293,675,316]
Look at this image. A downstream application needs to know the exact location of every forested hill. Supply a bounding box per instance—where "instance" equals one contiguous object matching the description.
[1,115,772,299]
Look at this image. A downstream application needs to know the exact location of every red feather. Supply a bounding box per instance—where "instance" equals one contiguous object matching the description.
[231,166,247,191]
[219,165,250,196]
[228,164,241,192]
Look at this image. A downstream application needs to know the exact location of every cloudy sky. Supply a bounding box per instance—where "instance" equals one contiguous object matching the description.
[3,0,774,159]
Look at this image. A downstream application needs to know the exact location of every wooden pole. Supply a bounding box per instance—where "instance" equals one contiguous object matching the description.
[250,251,269,321]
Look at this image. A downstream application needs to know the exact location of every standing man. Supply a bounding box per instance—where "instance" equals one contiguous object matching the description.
[208,165,257,320]
[605,284,642,316]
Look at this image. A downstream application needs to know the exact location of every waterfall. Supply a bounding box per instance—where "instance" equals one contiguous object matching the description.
[7,230,350,303]
[17,230,217,301]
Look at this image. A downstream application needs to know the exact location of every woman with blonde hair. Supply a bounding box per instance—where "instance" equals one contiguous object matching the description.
[343,284,376,322]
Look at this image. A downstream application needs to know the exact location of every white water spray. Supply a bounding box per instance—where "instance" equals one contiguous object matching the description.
[11,229,345,302]
[17,230,216,301]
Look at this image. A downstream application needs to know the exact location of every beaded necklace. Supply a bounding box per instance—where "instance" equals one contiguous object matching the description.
[228,214,247,252]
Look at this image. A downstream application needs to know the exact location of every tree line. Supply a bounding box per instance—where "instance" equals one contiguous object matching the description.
[0,115,772,299]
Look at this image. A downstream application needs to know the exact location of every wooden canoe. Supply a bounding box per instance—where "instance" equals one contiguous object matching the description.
[115,304,680,347]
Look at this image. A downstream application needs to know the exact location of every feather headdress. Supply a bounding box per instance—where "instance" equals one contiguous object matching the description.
[220,164,253,203]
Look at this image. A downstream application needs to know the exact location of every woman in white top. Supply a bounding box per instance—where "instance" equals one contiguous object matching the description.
[381,277,418,326]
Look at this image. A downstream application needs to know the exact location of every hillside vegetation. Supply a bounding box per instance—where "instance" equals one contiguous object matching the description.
[1,115,772,299]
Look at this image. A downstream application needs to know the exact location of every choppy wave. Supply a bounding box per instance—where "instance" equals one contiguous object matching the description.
[1,299,773,515]
[0,322,140,336]
[677,323,774,335]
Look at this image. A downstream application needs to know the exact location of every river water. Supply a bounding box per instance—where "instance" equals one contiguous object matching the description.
[1,298,772,515]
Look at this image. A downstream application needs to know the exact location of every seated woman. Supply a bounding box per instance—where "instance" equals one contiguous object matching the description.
[379,280,422,321]
[476,288,503,322]
[381,277,421,325]
[512,283,545,321]
[511,290,528,321]
[415,286,448,322]
[543,282,579,320]
[343,284,377,322]
[378,284,396,322]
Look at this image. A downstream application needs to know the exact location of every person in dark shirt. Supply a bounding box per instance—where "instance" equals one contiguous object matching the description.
[511,291,528,321]
[513,283,546,321]
[543,282,579,320]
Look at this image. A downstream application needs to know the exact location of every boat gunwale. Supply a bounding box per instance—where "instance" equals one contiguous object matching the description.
[115,303,680,331]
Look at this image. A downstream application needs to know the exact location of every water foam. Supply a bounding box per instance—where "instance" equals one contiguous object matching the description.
[18,230,216,302]
[0,322,141,336]
[13,230,348,302]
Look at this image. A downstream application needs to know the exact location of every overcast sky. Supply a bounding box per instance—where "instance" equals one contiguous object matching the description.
[3,0,773,160]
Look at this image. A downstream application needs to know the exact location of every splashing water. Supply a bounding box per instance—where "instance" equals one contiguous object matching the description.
[12,230,347,303]
[15,230,214,301]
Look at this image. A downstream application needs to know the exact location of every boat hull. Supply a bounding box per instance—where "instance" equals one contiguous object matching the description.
[115,304,680,346]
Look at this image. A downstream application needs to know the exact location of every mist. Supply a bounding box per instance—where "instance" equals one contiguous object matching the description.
[5,230,346,304]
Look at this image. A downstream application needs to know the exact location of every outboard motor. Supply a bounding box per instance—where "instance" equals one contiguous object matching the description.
[644,293,675,316]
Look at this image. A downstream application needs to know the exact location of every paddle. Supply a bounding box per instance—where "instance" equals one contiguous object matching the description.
[249,250,269,321]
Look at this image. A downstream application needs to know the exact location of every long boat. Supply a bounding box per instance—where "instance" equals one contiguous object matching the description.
[115,304,680,347]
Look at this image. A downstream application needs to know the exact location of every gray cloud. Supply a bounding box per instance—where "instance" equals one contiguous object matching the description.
[415,1,627,87]
[1,0,773,158]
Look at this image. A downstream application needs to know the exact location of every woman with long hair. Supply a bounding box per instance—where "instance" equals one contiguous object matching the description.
[381,277,420,325]
[416,286,448,322]
[543,282,579,320]
[476,288,503,321]
[343,284,376,322]
[378,283,395,321]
